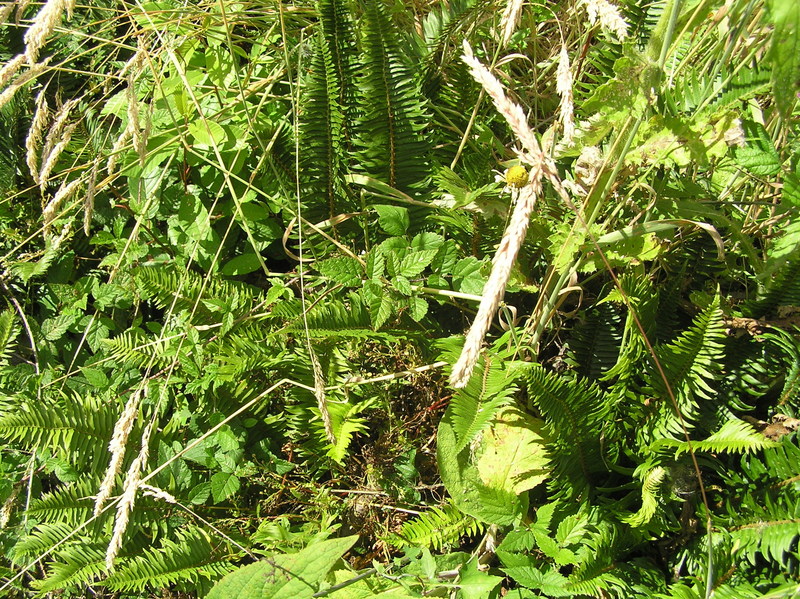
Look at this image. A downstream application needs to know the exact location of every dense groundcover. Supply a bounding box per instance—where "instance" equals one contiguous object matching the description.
[0,0,798,597]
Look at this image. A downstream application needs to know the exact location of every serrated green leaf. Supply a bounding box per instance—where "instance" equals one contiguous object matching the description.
[206,536,358,599]
[210,472,240,503]
[733,120,781,176]
[318,256,364,287]
[393,275,412,296]
[374,205,410,236]
[409,296,428,321]
[367,248,386,279]
[399,249,438,278]
[188,482,211,505]
[411,232,444,250]
[188,120,226,147]
[370,294,393,330]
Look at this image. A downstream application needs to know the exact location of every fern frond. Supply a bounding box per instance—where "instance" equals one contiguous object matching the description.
[728,497,800,566]
[281,294,378,338]
[622,465,667,528]
[0,394,115,472]
[102,329,175,369]
[744,257,800,319]
[36,544,108,592]
[447,355,518,453]
[135,265,265,324]
[301,0,350,218]
[387,503,483,550]
[26,478,98,526]
[356,0,430,192]
[646,295,726,438]
[102,527,236,593]
[565,303,624,380]
[525,366,611,496]
[11,522,86,564]
[655,419,779,457]
[0,308,20,365]
[713,437,800,567]
[325,396,373,464]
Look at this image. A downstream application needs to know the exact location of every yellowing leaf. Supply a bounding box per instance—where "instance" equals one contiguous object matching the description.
[475,406,550,495]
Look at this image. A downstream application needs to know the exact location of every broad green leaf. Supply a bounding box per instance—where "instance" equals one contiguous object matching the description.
[437,407,528,526]
[451,257,487,295]
[206,535,358,599]
[188,120,227,148]
[409,296,428,322]
[188,482,211,505]
[374,205,410,236]
[318,256,364,287]
[399,249,438,278]
[475,407,550,495]
[392,275,412,296]
[410,232,444,250]
[733,120,781,176]
[458,558,503,599]
[783,169,800,207]
[768,0,800,118]
[210,471,240,503]
[221,253,262,276]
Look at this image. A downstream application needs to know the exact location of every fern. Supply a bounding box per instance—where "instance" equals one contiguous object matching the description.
[11,522,87,564]
[525,366,612,496]
[713,436,800,568]
[446,355,518,453]
[645,295,726,439]
[654,419,779,457]
[565,303,624,380]
[622,465,667,527]
[36,544,108,592]
[301,0,351,219]
[135,265,266,325]
[0,308,20,365]
[0,394,116,472]
[102,527,236,593]
[388,503,484,550]
[25,478,99,526]
[744,256,800,319]
[102,329,176,369]
[356,0,430,192]
[324,395,373,464]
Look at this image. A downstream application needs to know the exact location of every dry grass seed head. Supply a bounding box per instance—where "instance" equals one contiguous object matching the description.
[500,0,524,47]
[38,123,76,191]
[26,90,49,183]
[42,177,82,232]
[106,420,154,570]
[580,0,629,39]
[24,0,66,64]
[451,42,568,387]
[461,41,542,161]
[0,58,50,110]
[83,157,101,235]
[556,44,575,145]
[94,390,142,517]
[0,53,25,87]
[449,184,539,387]
[0,2,15,25]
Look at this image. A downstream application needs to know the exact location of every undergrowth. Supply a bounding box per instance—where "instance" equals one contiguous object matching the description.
[0,0,798,597]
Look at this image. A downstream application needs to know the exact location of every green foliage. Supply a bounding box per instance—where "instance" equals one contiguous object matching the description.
[387,503,484,551]
[0,0,797,596]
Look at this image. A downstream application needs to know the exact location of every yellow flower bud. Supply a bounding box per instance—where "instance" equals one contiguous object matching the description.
[505,165,529,188]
